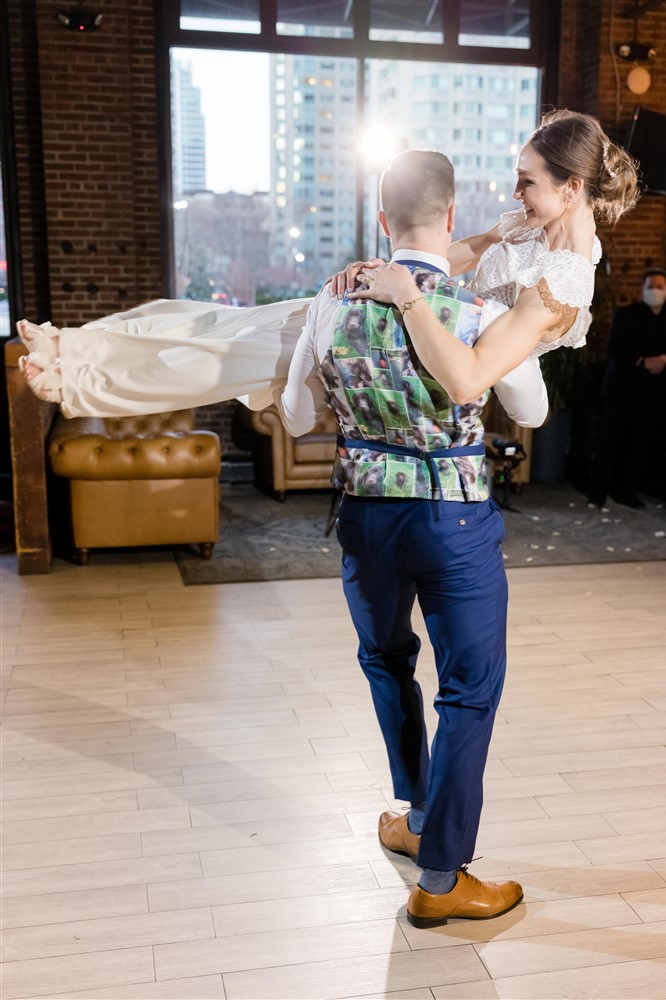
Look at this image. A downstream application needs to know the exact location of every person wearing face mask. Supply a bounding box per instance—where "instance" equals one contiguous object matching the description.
[587,268,666,508]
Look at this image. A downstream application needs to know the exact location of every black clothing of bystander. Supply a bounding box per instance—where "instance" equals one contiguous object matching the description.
[589,300,666,506]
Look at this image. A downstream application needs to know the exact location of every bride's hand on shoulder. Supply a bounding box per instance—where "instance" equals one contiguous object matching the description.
[328,258,387,298]
[347,261,419,308]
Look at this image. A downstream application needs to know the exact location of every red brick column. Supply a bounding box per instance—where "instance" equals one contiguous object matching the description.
[559,0,666,316]
[9,0,163,326]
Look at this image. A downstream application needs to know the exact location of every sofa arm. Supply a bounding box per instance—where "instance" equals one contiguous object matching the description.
[49,431,221,480]
[244,405,285,438]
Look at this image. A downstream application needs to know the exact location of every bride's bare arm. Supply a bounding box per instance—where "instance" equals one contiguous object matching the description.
[397,288,550,402]
[447,223,501,276]
[348,263,575,403]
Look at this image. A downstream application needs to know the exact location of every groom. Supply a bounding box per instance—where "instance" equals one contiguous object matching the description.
[276,149,545,927]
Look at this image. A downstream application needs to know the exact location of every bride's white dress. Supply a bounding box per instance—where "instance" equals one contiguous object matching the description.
[28,211,600,419]
[57,297,311,418]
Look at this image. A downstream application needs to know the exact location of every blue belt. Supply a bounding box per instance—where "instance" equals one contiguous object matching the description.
[338,436,485,498]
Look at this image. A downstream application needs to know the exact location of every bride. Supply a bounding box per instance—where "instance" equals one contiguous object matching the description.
[18,110,638,419]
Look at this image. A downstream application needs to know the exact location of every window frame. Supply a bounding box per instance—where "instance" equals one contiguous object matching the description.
[165,1,556,66]
[156,0,561,296]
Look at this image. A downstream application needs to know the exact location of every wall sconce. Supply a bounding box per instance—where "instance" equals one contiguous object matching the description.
[626,65,652,94]
[57,7,103,31]
[615,33,656,96]
[615,41,655,61]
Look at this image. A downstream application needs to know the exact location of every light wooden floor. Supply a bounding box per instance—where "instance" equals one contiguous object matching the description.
[1,551,666,1000]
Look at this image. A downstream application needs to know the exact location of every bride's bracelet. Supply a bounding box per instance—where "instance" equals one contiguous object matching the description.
[399,295,425,314]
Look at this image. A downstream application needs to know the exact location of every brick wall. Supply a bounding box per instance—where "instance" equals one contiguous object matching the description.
[596,2,666,306]
[18,0,163,325]
[558,0,603,113]
[559,0,666,331]
[8,2,51,324]
[194,401,245,467]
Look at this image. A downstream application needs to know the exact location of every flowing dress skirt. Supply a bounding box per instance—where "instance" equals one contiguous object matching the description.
[57,297,313,418]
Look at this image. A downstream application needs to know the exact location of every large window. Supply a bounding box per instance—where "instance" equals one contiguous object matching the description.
[165,1,553,304]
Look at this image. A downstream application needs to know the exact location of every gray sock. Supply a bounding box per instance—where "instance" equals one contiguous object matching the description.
[419,867,458,895]
[407,802,427,834]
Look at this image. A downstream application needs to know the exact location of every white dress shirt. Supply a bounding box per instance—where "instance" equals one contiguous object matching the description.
[277,250,549,437]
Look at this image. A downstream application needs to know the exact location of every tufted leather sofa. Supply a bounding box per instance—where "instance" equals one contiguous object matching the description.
[48,410,221,563]
[239,403,337,500]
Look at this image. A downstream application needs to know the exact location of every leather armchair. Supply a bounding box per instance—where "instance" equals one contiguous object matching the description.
[48,410,221,563]
[239,404,337,500]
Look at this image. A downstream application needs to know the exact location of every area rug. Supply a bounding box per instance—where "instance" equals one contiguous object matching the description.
[175,483,666,585]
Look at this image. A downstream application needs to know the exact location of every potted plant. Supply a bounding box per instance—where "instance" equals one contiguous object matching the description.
[530,252,615,484]
[530,347,584,483]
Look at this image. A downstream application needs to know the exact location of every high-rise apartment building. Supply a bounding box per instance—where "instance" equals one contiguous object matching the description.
[171,58,207,196]
[270,53,358,291]
[268,55,538,289]
[367,60,539,239]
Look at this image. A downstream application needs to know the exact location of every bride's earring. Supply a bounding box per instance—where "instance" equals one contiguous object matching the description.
[561,186,573,217]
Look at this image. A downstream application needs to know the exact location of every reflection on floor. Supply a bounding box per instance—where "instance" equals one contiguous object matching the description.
[1,552,665,999]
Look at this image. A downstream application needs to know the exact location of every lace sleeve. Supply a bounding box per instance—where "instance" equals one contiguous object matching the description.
[497,210,537,243]
[520,248,596,309]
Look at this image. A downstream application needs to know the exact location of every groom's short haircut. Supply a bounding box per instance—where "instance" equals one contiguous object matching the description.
[379,149,455,232]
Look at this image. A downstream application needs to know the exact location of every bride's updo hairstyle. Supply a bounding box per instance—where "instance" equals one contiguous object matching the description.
[529,109,639,226]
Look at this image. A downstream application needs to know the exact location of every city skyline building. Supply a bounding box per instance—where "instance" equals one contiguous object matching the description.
[171,58,207,196]
[269,51,359,293]
[365,58,539,240]
[267,53,539,290]
[170,50,540,302]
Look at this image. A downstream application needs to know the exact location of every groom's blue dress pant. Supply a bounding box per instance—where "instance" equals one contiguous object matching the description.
[336,493,508,872]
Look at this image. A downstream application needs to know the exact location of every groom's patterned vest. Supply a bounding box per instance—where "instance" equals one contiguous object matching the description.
[317,267,490,501]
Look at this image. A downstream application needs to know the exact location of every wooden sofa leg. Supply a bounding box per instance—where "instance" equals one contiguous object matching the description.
[276,490,286,503]
[199,542,214,560]
[75,547,90,565]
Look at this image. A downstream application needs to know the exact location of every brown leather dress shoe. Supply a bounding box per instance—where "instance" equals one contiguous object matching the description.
[407,868,523,927]
[378,810,420,859]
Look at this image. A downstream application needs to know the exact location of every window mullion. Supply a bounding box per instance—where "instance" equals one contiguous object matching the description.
[259,0,277,42]
[442,0,461,60]
[161,0,181,39]
[355,54,367,262]
[352,0,370,44]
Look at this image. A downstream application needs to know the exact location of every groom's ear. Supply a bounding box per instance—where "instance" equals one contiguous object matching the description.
[378,210,391,237]
[447,203,456,234]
